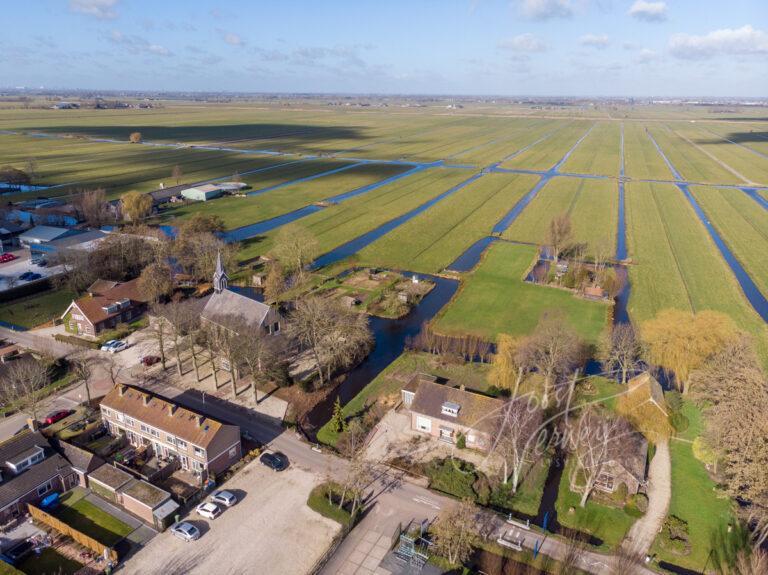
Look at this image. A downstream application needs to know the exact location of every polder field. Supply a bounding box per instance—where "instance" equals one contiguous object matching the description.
[1,101,768,352]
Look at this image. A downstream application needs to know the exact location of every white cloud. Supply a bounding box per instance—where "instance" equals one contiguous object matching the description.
[518,0,572,20]
[106,30,172,57]
[217,30,244,47]
[69,0,118,20]
[669,25,768,59]
[579,34,610,48]
[498,33,547,52]
[629,1,667,22]
[636,48,659,63]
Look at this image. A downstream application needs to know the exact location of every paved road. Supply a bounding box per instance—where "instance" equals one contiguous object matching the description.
[0,325,78,358]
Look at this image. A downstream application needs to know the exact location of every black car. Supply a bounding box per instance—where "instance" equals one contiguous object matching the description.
[259,451,289,472]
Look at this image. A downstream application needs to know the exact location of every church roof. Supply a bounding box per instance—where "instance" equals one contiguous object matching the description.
[201,289,272,328]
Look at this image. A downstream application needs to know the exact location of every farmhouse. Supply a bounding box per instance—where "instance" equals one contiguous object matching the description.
[0,431,78,523]
[200,251,282,335]
[61,278,149,336]
[571,430,649,496]
[100,384,242,481]
[401,374,504,452]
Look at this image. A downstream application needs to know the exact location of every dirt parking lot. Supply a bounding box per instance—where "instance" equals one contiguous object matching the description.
[120,461,340,575]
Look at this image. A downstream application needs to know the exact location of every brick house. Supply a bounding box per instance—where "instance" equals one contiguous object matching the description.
[401,374,505,452]
[0,431,78,524]
[99,385,242,482]
[61,278,149,336]
[579,431,648,496]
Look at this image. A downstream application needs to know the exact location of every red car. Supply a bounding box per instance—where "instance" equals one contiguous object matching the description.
[141,355,161,367]
[0,253,17,263]
[43,410,74,426]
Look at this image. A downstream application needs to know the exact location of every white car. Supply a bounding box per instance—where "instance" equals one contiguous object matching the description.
[195,502,222,520]
[106,340,129,353]
[210,490,237,508]
[171,522,200,542]
[100,340,118,352]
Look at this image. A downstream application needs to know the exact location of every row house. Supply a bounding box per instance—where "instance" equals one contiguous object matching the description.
[99,385,242,481]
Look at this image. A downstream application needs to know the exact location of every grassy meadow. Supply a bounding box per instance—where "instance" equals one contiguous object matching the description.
[358,172,539,273]
[501,177,618,256]
[622,121,675,180]
[500,121,593,171]
[559,121,621,176]
[433,242,609,343]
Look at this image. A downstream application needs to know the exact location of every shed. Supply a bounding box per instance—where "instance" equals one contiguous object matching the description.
[87,464,133,502]
[18,225,75,246]
[153,497,181,531]
[181,184,224,202]
[119,479,174,528]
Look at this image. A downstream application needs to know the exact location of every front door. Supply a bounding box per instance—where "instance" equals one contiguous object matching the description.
[181,455,189,470]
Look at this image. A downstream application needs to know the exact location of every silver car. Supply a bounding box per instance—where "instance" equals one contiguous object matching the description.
[171,522,201,542]
[210,490,237,508]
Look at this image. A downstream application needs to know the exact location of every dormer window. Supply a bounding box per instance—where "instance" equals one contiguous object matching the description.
[441,401,460,417]
[7,446,45,474]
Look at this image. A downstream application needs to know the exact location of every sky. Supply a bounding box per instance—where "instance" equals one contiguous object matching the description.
[1,0,767,97]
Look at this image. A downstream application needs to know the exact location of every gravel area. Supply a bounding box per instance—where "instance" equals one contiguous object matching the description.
[119,460,340,575]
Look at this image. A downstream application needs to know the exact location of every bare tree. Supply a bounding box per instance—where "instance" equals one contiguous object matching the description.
[138,262,174,304]
[144,306,169,370]
[599,323,642,384]
[546,213,573,263]
[74,188,109,226]
[565,409,636,507]
[3,357,51,422]
[25,158,38,183]
[492,397,544,491]
[172,230,235,282]
[287,296,372,388]
[430,499,481,566]
[171,165,182,185]
[233,320,286,402]
[518,312,583,408]
[161,300,197,377]
[270,224,319,282]
[263,262,286,302]
[69,353,93,404]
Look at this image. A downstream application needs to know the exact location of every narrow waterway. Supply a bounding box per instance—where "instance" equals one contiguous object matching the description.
[741,187,768,211]
[303,272,459,432]
[646,131,768,322]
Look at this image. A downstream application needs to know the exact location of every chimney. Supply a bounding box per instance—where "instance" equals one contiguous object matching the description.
[118,384,127,396]
[195,414,204,427]
[26,418,39,432]
[142,393,151,406]
[459,384,466,392]
[167,404,176,417]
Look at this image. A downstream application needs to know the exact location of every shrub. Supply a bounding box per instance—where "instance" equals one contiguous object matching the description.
[53,334,98,349]
[692,437,717,466]
[426,458,479,500]
[456,432,466,450]
[624,493,648,517]
[669,411,690,433]
[473,474,491,506]
[307,482,353,528]
[659,515,691,556]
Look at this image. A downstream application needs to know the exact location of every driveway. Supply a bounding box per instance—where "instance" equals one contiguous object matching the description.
[119,461,340,575]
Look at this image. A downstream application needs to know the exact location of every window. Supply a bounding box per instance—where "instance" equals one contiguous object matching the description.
[102,407,112,417]
[272,322,280,333]
[228,447,237,459]
[30,452,44,465]
[167,435,174,444]
[193,446,204,457]
[441,402,460,418]
[37,481,53,497]
[116,412,124,422]
[149,428,159,438]
[176,439,187,449]
[125,418,135,428]
[192,460,203,471]
[140,424,149,433]
[416,416,432,433]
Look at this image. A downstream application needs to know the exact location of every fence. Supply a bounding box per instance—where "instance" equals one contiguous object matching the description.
[27,503,119,563]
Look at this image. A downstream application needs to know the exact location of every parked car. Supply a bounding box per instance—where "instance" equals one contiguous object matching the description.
[18,272,34,281]
[33,259,47,267]
[43,410,74,426]
[171,522,201,542]
[259,451,289,472]
[140,355,161,367]
[0,253,17,263]
[195,502,222,520]
[101,340,128,353]
[210,490,237,508]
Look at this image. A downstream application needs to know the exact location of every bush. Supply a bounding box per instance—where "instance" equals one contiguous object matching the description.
[473,474,491,506]
[624,493,648,517]
[426,458,479,500]
[456,432,466,450]
[307,482,354,528]
[659,515,691,556]
[53,334,98,349]
[669,411,690,433]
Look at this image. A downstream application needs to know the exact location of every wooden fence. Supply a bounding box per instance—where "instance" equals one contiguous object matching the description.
[27,504,119,563]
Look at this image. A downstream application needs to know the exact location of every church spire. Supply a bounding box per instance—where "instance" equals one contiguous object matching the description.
[213,250,228,294]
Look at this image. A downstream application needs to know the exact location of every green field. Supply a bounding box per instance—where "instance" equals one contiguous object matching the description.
[624,182,768,353]
[238,167,470,260]
[162,162,408,230]
[56,490,134,546]
[559,121,621,176]
[647,125,746,185]
[433,242,609,343]
[690,186,768,297]
[500,121,593,171]
[623,122,675,180]
[501,177,618,256]
[358,172,538,273]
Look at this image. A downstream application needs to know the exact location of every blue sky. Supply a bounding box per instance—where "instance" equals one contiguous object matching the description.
[2,0,766,96]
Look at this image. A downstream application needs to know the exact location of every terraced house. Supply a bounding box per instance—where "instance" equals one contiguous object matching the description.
[99,385,242,481]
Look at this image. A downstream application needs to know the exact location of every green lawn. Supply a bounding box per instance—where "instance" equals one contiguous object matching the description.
[559,121,621,177]
[18,547,82,575]
[649,402,734,572]
[0,289,75,329]
[56,490,133,546]
[555,459,637,550]
[501,177,618,257]
[625,181,768,358]
[433,242,609,343]
[238,168,470,262]
[358,172,539,273]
